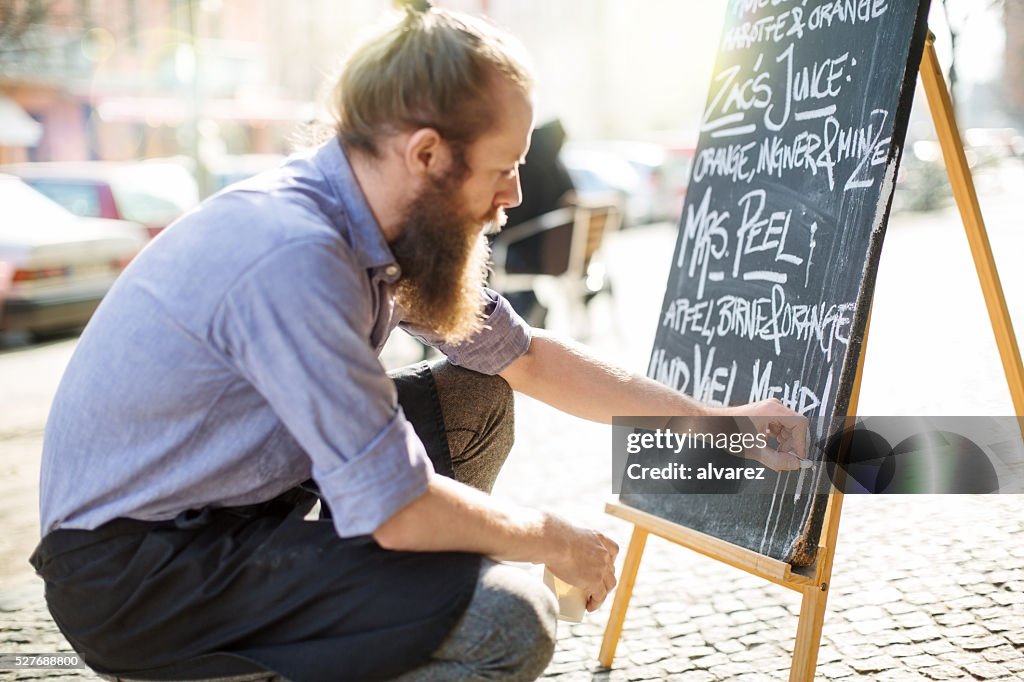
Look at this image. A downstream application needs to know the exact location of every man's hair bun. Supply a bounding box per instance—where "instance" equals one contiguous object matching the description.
[402,0,433,13]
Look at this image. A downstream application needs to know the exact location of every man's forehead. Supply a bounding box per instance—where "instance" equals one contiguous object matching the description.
[475,89,534,162]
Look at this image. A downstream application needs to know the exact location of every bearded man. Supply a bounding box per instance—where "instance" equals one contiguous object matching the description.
[31,5,807,682]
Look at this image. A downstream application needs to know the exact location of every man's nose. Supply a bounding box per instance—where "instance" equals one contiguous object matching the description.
[496,172,522,209]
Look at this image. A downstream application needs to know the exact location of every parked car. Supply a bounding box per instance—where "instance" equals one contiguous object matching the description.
[656,142,697,223]
[207,154,287,192]
[1,160,199,239]
[0,175,148,336]
[560,146,649,227]
[963,127,1024,167]
[561,140,696,226]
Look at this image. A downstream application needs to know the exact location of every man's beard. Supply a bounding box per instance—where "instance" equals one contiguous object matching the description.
[390,171,504,346]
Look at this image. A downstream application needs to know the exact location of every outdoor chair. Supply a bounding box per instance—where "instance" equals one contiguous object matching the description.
[490,201,622,337]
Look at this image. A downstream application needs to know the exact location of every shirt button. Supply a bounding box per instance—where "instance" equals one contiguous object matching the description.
[384,265,399,277]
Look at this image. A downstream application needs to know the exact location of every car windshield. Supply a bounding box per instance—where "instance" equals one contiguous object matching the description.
[24,180,103,218]
[111,164,198,226]
[114,190,186,226]
[3,178,76,225]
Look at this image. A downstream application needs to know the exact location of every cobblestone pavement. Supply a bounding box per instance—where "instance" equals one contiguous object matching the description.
[501,397,1024,682]
[2,194,1024,680]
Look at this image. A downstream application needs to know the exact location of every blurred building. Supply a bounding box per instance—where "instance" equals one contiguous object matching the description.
[0,0,381,167]
[1,0,1017,173]
[446,0,723,141]
[0,0,725,167]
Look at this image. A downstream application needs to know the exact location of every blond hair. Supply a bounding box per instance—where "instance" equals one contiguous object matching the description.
[331,5,533,163]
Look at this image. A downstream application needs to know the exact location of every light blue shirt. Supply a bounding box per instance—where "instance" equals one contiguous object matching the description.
[39,139,532,538]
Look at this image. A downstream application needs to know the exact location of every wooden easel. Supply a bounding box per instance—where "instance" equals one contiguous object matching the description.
[598,31,1024,682]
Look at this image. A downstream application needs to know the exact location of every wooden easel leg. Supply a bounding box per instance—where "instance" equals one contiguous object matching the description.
[789,584,829,682]
[786,306,863,681]
[598,527,648,668]
[919,32,1024,416]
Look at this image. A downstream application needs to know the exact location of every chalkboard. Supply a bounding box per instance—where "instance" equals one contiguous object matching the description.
[620,0,932,566]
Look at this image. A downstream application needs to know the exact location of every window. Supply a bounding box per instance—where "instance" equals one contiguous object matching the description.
[24,180,103,219]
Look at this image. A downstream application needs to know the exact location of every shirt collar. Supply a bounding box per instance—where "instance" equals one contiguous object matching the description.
[314,137,399,273]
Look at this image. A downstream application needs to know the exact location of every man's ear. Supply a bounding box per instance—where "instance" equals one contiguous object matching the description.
[403,128,453,178]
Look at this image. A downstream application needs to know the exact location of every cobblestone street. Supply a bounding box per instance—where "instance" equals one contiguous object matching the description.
[500,396,1024,681]
[2,193,1024,680]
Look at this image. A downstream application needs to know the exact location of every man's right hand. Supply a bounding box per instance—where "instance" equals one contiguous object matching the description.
[542,513,619,611]
[373,476,619,611]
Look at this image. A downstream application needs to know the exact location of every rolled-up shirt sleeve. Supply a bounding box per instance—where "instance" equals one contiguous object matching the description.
[209,236,432,538]
[401,288,532,375]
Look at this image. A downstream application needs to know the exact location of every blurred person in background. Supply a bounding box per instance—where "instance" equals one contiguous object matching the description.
[497,117,576,327]
[504,119,575,229]
[30,3,807,681]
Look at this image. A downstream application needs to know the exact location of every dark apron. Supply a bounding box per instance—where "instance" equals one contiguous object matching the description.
[30,362,480,682]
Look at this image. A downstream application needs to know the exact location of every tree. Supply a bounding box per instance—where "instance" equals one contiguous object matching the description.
[0,0,57,45]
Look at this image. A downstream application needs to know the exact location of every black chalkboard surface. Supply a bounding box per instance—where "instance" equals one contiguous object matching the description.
[620,0,931,566]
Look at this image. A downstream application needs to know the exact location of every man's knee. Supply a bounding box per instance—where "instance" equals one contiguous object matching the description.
[430,361,516,492]
[480,370,515,451]
[485,569,557,679]
[431,360,514,424]
[447,562,557,680]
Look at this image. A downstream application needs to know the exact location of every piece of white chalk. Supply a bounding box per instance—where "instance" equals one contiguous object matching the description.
[793,459,813,502]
